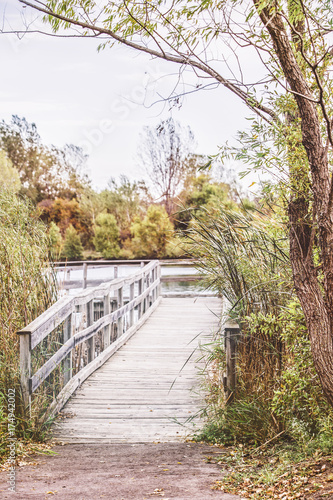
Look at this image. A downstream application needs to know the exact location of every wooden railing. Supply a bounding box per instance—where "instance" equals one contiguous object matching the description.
[221,298,240,404]
[55,259,203,291]
[55,260,151,290]
[17,260,161,415]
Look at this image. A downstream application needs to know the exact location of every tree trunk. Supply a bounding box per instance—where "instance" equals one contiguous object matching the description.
[255,1,333,406]
[289,198,333,405]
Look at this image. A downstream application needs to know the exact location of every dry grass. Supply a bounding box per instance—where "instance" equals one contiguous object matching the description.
[0,190,58,461]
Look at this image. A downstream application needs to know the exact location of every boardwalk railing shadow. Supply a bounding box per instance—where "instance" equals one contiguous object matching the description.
[17,260,161,418]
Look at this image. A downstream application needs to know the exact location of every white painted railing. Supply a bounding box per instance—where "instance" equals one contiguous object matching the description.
[17,260,161,415]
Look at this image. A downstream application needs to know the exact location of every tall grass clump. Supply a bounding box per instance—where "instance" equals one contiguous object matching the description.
[188,208,291,317]
[0,190,57,459]
[188,207,333,451]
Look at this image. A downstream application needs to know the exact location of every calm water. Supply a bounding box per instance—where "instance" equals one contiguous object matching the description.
[57,263,214,295]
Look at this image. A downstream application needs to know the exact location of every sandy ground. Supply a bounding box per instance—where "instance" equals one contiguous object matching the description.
[0,443,241,500]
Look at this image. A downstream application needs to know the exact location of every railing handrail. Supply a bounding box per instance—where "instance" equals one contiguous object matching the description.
[18,260,161,413]
[53,259,152,271]
[30,278,158,394]
[18,260,159,349]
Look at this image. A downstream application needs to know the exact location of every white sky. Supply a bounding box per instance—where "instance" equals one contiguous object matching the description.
[0,0,257,191]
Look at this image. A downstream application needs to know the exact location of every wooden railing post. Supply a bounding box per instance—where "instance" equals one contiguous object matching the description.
[87,300,95,363]
[138,276,143,319]
[157,263,161,298]
[110,297,116,342]
[224,321,240,404]
[82,262,88,289]
[129,283,135,327]
[144,273,150,312]
[103,293,111,349]
[117,286,123,336]
[63,313,73,385]
[20,333,31,409]
[152,265,157,303]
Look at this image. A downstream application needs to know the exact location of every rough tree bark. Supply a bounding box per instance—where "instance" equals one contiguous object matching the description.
[256,2,333,405]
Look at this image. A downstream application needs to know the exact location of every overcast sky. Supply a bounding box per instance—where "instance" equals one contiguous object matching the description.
[0,0,256,191]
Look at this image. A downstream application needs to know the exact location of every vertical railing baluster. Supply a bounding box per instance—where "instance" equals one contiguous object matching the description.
[111,297,116,342]
[157,262,161,298]
[138,276,143,319]
[144,272,149,312]
[103,293,111,349]
[117,286,124,336]
[153,266,157,303]
[63,312,73,385]
[87,300,95,363]
[82,262,88,289]
[129,282,135,327]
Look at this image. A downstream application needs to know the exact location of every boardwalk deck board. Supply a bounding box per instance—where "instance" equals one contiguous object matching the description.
[53,296,221,444]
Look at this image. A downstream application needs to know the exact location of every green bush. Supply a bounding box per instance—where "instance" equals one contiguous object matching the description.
[48,221,63,260]
[198,298,333,449]
[93,212,120,259]
[62,224,83,260]
[130,205,174,258]
[271,301,333,440]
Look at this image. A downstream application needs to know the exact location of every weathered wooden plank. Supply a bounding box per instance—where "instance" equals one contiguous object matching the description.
[18,296,73,350]
[62,400,199,407]
[62,407,196,415]
[54,297,221,443]
[48,296,162,417]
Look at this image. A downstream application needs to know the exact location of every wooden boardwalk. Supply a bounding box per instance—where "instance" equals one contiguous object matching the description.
[53,297,221,443]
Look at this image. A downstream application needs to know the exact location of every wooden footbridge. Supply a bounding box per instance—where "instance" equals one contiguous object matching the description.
[18,261,222,443]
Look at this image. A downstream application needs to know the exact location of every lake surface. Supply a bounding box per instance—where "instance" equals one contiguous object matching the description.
[57,262,214,296]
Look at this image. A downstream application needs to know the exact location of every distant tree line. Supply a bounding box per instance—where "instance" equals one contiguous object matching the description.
[0,115,250,260]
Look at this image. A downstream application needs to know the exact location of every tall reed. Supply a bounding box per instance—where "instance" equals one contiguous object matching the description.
[187,208,291,318]
[189,208,333,446]
[0,190,57,457]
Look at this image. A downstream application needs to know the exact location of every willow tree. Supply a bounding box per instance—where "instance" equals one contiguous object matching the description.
[17,0,333,405]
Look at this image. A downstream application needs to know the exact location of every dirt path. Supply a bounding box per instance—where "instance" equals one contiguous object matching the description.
[0,443,241,499]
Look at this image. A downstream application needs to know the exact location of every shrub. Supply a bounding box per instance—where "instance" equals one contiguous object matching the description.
[130,205,174,258]
[93,212,120,259]
[48,221,63,260]
[62,224,83,260]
